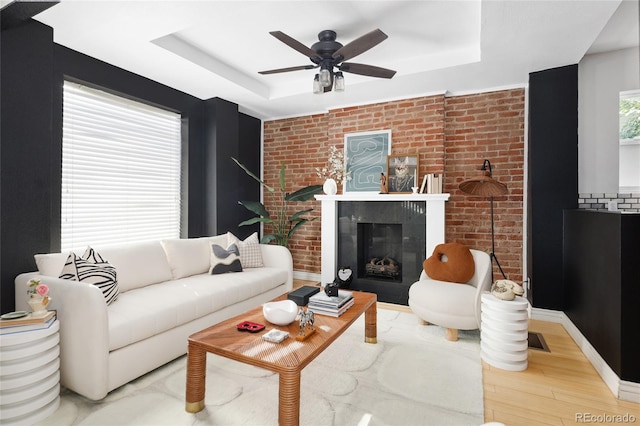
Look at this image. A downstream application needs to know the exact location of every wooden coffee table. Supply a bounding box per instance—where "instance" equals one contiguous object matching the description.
[185,290,377,426]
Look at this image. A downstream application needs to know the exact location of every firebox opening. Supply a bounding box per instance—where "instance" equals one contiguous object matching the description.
[337,200,427,305]
[357,223,402,282]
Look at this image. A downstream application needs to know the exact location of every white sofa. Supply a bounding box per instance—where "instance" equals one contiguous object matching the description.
[14,235,293,400]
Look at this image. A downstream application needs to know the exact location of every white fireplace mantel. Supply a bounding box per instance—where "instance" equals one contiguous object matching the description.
[315,193,450,285]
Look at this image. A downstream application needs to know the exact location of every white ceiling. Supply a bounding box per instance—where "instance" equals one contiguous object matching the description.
[33,0,639,120]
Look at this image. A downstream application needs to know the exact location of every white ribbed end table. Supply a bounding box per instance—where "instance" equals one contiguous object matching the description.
[480,293,528,371]
[0,320,60,426]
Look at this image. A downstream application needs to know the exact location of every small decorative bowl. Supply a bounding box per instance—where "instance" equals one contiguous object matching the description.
[262,300,298,326]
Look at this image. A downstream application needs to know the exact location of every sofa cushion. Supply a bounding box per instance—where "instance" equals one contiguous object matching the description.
[95,242,172,292]
[106,267,289,351]
[35,252,74,277]
[227,232,264,268]
[423,242,475,283]
[161,238,210,279]
[59,247,119,305]
[209,243,243,274]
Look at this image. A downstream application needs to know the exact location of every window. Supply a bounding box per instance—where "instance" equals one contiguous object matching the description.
[619,90,640,193]
[62,81,181,251]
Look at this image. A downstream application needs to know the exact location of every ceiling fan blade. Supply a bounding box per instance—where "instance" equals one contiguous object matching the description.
[332,29,388,62]
[339,62,396,79]
[269,31,321,60]
[259,65,318,75]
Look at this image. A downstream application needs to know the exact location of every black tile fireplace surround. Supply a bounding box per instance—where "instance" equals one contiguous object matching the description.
[337,201,426,305]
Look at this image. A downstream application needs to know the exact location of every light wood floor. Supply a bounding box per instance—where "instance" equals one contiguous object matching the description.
[483,319,640,425]
[293,280,640,425]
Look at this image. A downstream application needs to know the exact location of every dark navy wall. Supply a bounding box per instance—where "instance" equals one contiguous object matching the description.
[1,20,56,315]
[528,65,579,310]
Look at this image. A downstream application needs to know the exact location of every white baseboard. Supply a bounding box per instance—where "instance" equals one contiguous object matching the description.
[619,381,640,403]
[531,307,640,403]
[292,270,321,283]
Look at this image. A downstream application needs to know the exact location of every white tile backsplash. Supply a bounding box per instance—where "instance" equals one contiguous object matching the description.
[578,193,640,212]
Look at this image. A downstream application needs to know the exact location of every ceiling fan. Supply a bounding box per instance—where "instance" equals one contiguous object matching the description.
[259,29,396,93]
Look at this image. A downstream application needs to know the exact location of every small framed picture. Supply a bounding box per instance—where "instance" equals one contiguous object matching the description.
[386,154,419,193]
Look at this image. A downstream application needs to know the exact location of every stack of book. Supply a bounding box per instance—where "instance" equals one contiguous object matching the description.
[308,290,354,317]
[419,173,444,194]
[0,310,56,335]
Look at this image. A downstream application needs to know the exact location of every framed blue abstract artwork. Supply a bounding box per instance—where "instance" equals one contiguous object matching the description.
[344,130,392,193]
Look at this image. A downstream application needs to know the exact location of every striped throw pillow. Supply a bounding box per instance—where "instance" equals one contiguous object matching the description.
[59,247,119,305]
[209,243,243,274]
[227,232,264,268]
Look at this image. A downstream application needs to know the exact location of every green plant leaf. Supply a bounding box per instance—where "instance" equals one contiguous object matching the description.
[238,200,270,218]
[239,217,274,227]
[288,218,312,238]
[289,208,314,223]
[261,234,278,244]
[285,185,324,202]
[232,157,274,193]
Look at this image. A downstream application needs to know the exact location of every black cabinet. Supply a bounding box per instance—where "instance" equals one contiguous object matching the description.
[564,210,640,382]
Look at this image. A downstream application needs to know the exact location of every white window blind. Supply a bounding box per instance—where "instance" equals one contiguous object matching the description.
[62,81,181,251]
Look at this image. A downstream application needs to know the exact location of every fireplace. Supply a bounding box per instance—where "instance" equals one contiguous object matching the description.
[359,223,402,281]
[316,193,449,305]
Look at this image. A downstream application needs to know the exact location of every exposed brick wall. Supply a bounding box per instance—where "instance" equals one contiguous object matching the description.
[444,90,525,282]
[263,114,328,272]
[263,89,525,282]
[327,95,446,178]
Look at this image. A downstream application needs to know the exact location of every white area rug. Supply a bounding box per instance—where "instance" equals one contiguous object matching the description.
[40,309,483,426]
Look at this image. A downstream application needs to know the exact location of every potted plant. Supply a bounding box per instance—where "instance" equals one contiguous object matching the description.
[232,158,323,248]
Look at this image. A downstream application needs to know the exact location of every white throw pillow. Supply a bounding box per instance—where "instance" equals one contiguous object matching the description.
[95,242,172,292]
[161,238,210,279]
[209,243,243,274]
[209,234,228,247]
[227,232,264,268]
[59,247,119,305]
[35,252,73,277]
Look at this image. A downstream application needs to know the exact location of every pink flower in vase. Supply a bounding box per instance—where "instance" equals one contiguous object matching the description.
[36,284,49,297]
[27,279,51,313]
[27,279,49,300]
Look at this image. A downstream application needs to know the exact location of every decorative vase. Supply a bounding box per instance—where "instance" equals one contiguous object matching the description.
[28,296,50,315]
[323,178,338,195]
[263,300,298,326]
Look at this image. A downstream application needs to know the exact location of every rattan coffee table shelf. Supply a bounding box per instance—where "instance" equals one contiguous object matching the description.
[185,290,377,426]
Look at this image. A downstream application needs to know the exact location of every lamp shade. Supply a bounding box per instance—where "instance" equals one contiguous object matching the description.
[334,72,345,91]
[459,160,508,197]
[319,68,332,87]
[313,74,322,94]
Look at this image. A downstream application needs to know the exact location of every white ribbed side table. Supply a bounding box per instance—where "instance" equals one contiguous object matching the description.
[0,320,60,426]
[480,293,528,371]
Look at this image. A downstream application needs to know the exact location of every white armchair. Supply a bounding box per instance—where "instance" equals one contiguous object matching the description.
[408,249,492,341]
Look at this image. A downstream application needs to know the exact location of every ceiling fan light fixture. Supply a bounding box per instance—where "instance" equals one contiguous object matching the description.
[313,74,322,94]
[319,68,332,87]
[334,71,345,92]
[259,29,396,95]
